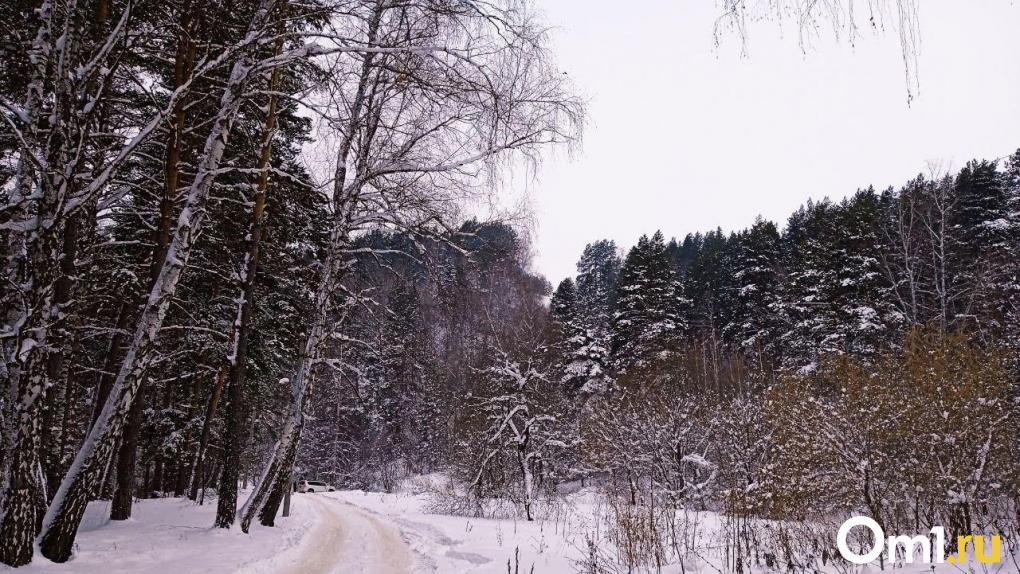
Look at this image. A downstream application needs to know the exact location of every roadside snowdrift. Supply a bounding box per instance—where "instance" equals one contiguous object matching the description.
[326,486,597,573]
[9,494,314,574]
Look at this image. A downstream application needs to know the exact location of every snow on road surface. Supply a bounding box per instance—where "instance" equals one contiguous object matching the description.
[325,487,596,573]
[243,494,414,574]
[7,484,589,573]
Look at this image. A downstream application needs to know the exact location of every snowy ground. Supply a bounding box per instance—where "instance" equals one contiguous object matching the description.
[4,483,595,573]
[7,492,417,574]
[10,492,316,574]
[326,487,596,572]
[8,482,1016,573]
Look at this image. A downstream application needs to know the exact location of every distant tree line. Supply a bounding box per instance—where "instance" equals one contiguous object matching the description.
[551,154,1020,395]
[293,150,1020,571]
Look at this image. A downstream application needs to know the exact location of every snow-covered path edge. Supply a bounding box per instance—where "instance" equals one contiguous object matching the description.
[327,489,595,573]
[239,494,415,574]
[7,488,584,573]
[8,494,317,574]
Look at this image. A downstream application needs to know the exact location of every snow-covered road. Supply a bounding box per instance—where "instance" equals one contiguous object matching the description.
[9,486,585,573]
[277,495,414,574]
[328,487,595,573]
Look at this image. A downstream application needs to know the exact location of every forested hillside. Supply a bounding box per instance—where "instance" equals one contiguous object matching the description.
[0,0,580,566]
[1,0,1017,570]
[288,151,1020,570]
[303,152,1019,450]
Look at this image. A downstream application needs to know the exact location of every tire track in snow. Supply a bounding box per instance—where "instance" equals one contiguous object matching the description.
[277,494,414,574]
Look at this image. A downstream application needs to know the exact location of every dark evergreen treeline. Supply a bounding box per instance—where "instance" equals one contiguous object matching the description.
[293,151,1020,508]
[549,153,1020,396]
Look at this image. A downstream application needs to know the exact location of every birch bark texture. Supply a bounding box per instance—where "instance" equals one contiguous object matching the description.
[38,0,285,561]
[238,0,581,530]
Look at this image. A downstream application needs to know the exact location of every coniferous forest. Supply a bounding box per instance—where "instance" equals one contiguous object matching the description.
[1,0,1018,572]
[309,156,1020,535]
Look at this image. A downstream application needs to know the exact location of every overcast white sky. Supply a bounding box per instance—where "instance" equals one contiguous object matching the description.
[518,0,1020,284]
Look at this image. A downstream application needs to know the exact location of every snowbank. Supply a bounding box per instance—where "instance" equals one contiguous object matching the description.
[326,488,598,573]
[9,494,315,574]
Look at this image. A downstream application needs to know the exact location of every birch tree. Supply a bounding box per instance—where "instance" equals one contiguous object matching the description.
[473,351,562,521]
[716,0,921,101]
[33,0,297,561]
[239,0,581,530]
[0,0,194,564]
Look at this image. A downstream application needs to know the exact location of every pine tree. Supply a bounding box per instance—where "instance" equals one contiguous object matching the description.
[682,230,732,336]
[831,189,901,359]
[952,160,1009,255]
[1002,150,1020,353]
[781,200,840,369]
[674,233,703,274]
[610,231,684,373]
[950,160,1011,337]
[722,218,784,360]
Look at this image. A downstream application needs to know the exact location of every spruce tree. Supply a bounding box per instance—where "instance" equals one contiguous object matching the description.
[682,229,732,341]
[552,278,611,394]
[570,241,620,390]
[722,218,784,360]
[831,189,901,359]
[574,240,621,339]
[551,278,578,324]
[610,231,684,373]
[1002,151,1020,352]
[780,200,840,369]
[950,160,1011,337]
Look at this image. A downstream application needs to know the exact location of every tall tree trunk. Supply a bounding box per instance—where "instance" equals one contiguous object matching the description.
[0,218,66,566]
[108,19,196,518]
[55,330,83,491]
[37,18,271,558]
[173,376,201,498]
[40,214,80,494]
[282,470,293,518]
[238,228,349,533]
[90,305,132,431]
[214,32,285,529]
[0,2,68,565]
[239,3,384,532]
[258,465,292,527]
[109,384,145,520]
[153,457,164,496]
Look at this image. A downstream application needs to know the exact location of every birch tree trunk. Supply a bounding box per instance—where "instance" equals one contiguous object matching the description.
[238,2,384,532]
[37,5,275,554]
[238,252,340,532]
[0,2,69,564]
[2,0,224,562]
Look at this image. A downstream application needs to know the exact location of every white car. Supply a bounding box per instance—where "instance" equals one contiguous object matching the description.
[297,480,335,493]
